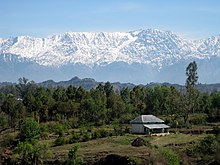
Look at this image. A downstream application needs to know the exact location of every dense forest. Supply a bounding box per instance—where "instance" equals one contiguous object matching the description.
[0,61,220,164]
[1,77,220,128]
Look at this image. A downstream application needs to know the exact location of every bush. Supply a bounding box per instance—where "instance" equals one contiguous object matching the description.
[213,126,220,135]
[161,148,180,165]
[40,131,49,140]
[40,124,48,133]
[0,115,8,128]
[124,126,130,133]
[41,122,68,134]
[65,145,84,165]
[54,136,66,146]
[113,125,124,136]
[15,141,52,164]
[55,124,68,136]
[69,132,81,144]
[91,129,109,139]
[189,113,208,125]
[20,118,40,141]
[2,133,13,147]
[92,131,101,139]
[187,135,220,163]
[82,132,91,142]
[98,129,109,138]
[68,117,79,128]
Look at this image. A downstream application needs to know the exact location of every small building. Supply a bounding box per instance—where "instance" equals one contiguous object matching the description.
[130,115,170,134]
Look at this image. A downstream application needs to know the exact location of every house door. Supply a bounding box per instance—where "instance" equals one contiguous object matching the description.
[144,127,149,134]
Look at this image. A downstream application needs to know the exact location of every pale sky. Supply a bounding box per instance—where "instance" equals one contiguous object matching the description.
[0,0,220,40]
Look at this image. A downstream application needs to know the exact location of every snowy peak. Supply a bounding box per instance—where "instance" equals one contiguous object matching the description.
[197,35,220,56]
[0,29,220,67]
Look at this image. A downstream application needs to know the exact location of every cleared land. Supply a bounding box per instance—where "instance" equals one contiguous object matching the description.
[40,133,208,164]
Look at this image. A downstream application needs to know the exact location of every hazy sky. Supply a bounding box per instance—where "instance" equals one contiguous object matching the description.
[1,0,220,39]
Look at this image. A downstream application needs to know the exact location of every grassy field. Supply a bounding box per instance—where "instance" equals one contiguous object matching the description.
[0,125,211,164]
[40,133,208,164]
[150,133,207,146]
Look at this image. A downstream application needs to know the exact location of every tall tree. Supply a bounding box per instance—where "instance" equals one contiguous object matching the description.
[16,77,37,99]
[1,94,18,128]
[183,61,199,125]
[186,61,198,88]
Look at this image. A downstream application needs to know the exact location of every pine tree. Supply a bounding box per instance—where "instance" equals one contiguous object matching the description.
[183,61,199,125]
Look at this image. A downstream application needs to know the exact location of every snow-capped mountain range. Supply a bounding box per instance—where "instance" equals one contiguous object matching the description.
[0,29,220,84]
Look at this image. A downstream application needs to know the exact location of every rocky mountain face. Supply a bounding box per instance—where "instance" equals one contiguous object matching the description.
[0,29,220,84]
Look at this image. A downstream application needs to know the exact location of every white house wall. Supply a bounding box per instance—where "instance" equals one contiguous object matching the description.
[131,124,144,133]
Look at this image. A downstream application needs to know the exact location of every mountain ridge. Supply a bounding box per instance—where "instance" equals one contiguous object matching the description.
[1,29,219,67]
[0,29,220,84]
[1,76,220,94]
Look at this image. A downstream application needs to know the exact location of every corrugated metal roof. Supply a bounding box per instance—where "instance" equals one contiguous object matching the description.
[142,115,164,123]
[130,115,164,124]
[143,124,170,129]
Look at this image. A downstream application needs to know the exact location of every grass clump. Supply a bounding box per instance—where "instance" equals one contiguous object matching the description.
[161,148,181,165]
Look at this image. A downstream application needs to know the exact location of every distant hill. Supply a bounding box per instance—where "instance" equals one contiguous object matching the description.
[35,77,220,93]
[1,77,220,93]
[38,76,136,91]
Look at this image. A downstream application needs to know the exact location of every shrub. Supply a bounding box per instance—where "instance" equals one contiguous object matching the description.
[54,123,68,136]
[82,132,91,142]
[20,118,40,141]
[40,124,48,133]
[98,129,109,138]
[54,136,66,146]
[2,133,13,147]
[15,141,52,164]
[69,132,81,144]
[92,131,101,139]
[113,125,124,136]
[124,126,130,133]
[187,135,220,163]
[65,145,84,165]
[68,117,79,129]
[40,131,49,140]
[91,129,109,139]
[189,113,208,125]
[42,122,68,134]
[0,115,8,128]
[213,126,220,135]
[161,148,180,165]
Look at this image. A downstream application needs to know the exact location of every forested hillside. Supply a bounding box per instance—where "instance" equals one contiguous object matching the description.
[1,77,220,127]
[0,64,220,164]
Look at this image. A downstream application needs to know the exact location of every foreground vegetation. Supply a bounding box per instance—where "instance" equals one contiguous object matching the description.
[1,125,219,165]
[0,61,220,164]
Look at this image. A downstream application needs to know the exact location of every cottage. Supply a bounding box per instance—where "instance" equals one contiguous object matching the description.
[130,115,170,134]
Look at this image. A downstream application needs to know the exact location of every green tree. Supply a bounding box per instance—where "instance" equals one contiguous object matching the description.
[90,84,107,124]
[35,87,55,122]
[66,85,77,100]
[186,61,198,88]
[130,86,146,114]
[198,93,211,114]
[1,94,18,128]
[66,145,83,165]
[53,87,68,102]
[210,92,220,120]
[183,61,199,125]
[104,82,114,98]
[16,77,37,99]
[120,87,131,104]
[20,118,40,141]
[75,86,87,102]
[15,141,52,165]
